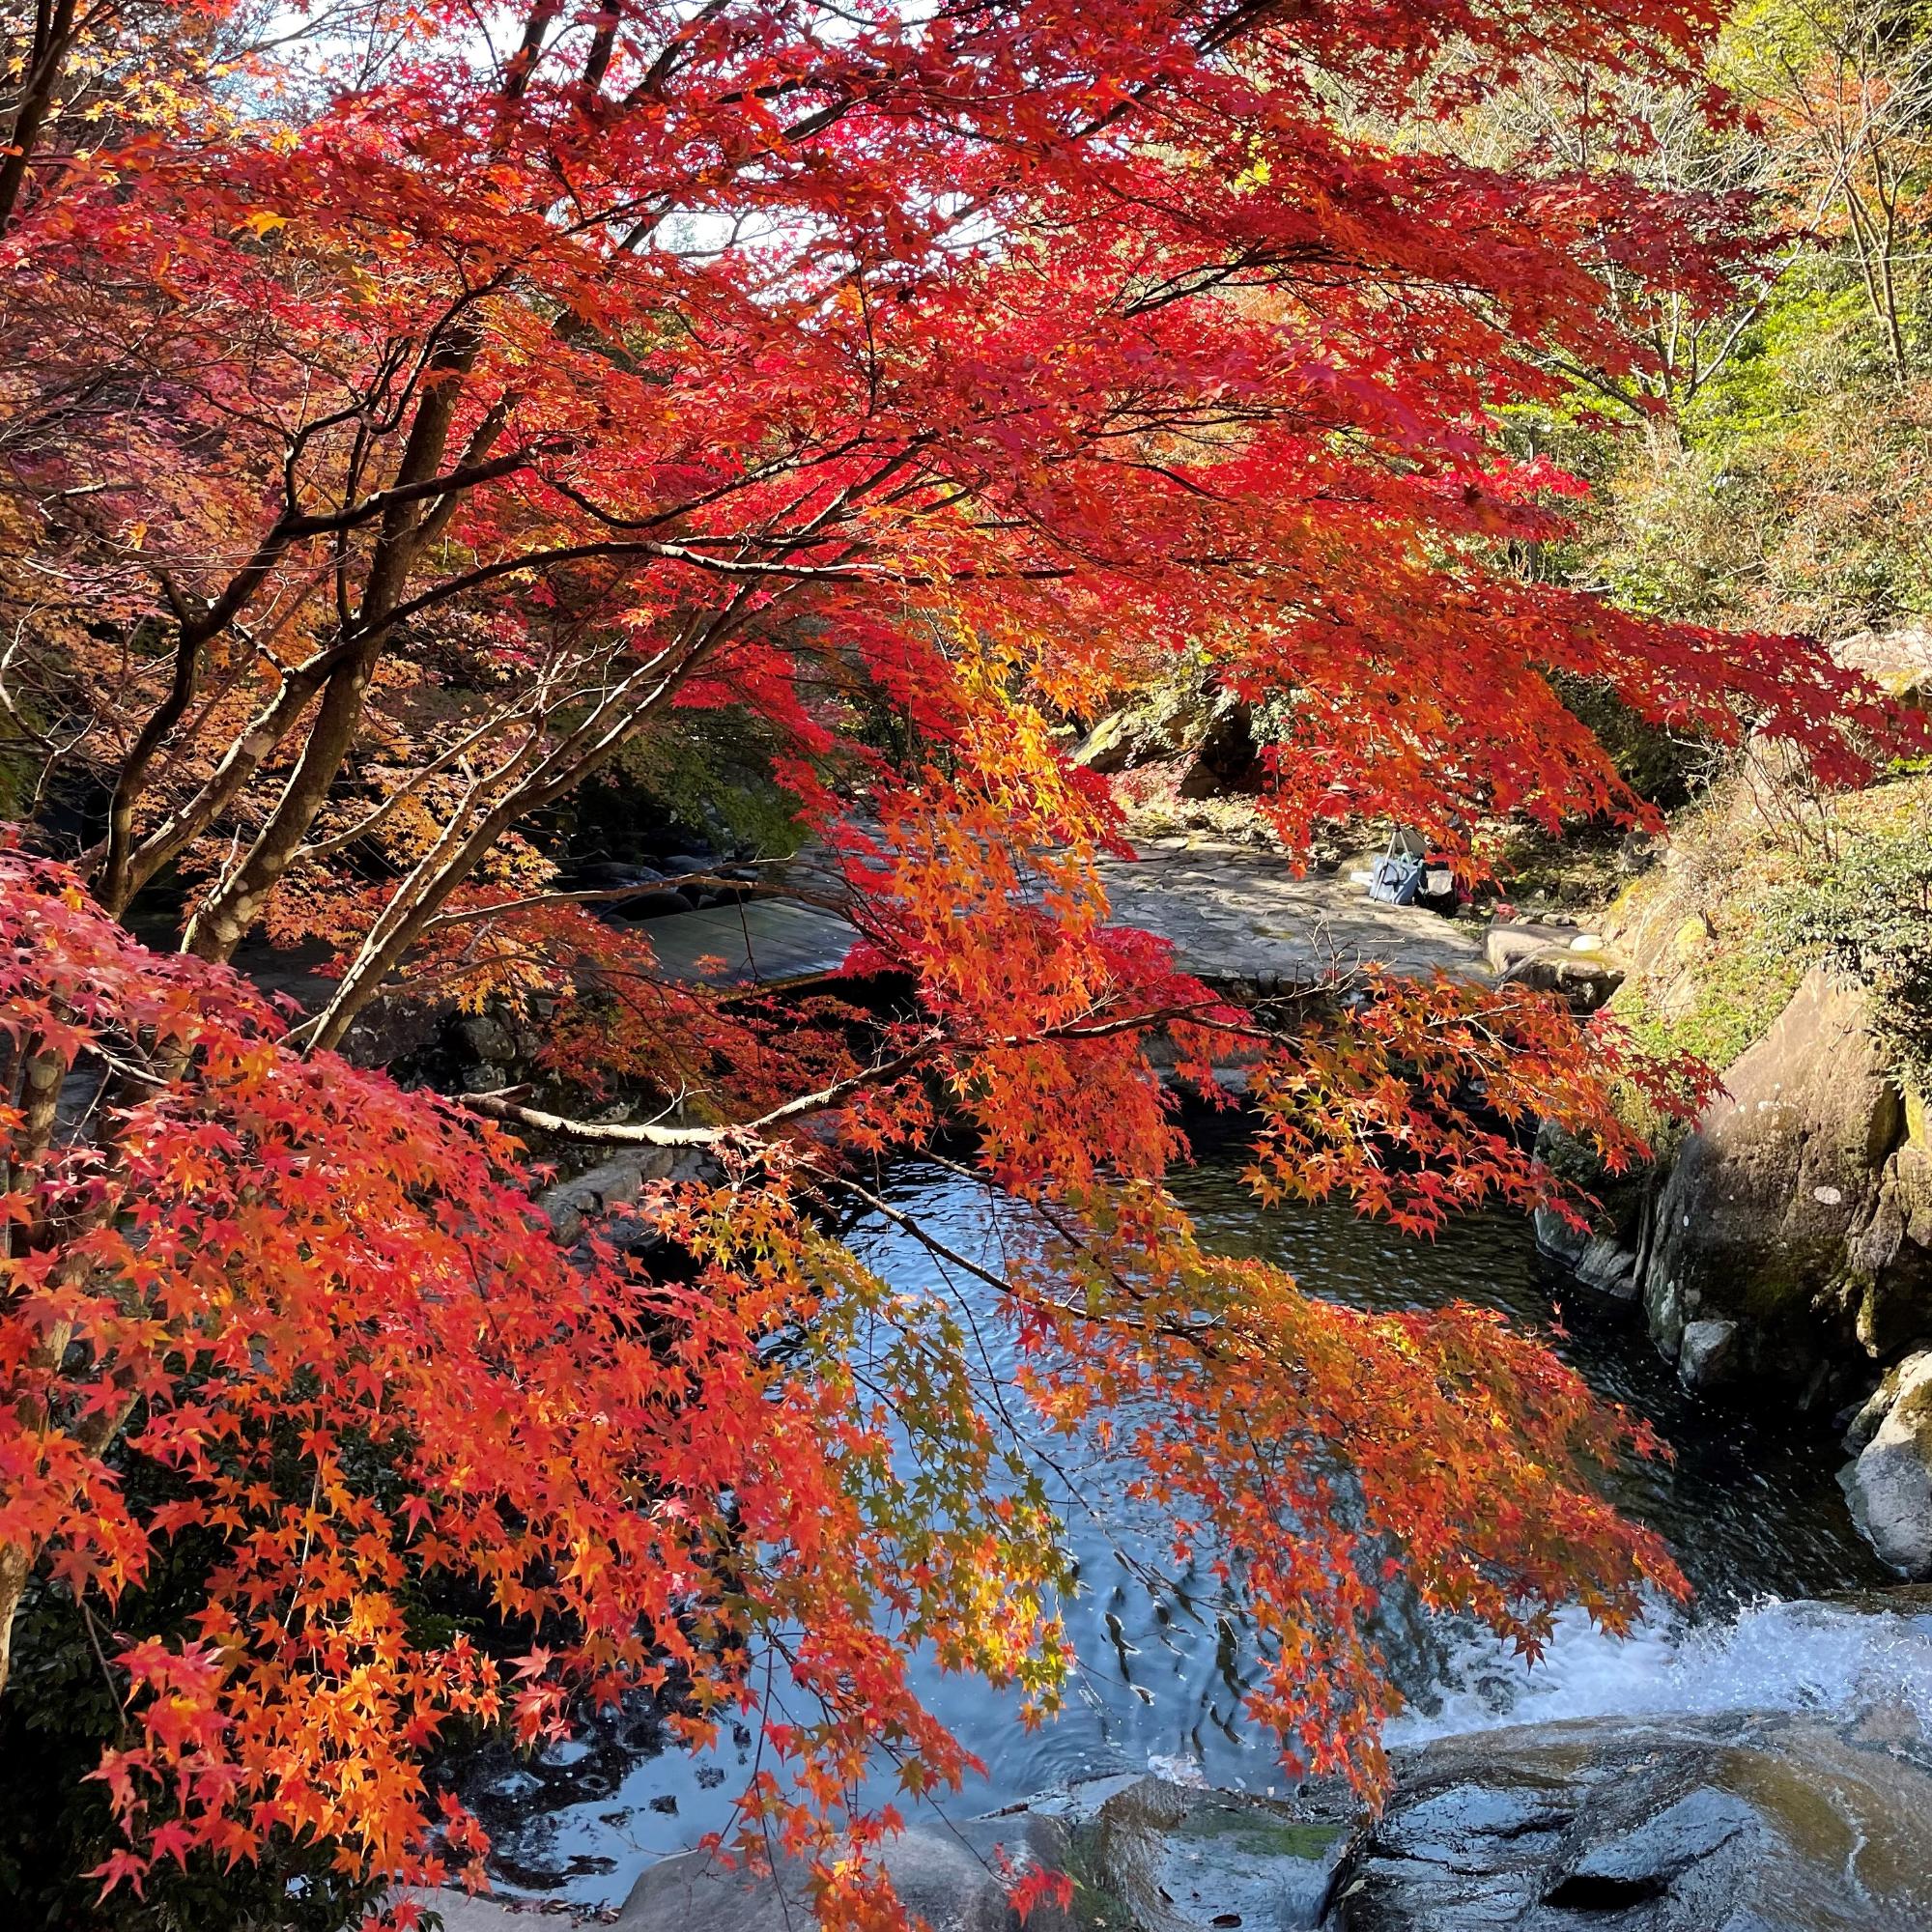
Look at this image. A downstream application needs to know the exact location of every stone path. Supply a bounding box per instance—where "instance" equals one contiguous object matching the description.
[640,839,1486,991]
[1096,840,1486,990]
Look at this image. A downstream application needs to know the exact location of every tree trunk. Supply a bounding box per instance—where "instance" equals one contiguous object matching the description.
[0,1540,31,1701]
[0,0,79,235]
[182,337,479,961]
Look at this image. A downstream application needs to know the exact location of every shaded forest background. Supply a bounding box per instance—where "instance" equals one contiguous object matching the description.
[1508,0,1932,640]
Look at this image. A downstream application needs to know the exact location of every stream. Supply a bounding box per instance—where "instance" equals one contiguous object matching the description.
[463,1137,1921,1911]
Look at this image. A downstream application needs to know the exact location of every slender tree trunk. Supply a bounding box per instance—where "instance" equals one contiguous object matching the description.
[1841,183,1908,382]
[301,592,763,1052]
[97,628,207,914]
[0,0,79,235]
[303,654,702,1053]
[182,339,478,961]
[0,1540,31,1700]
[179,646,384,959]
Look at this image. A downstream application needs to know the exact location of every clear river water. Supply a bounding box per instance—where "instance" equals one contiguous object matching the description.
[465,1134,1931,1909]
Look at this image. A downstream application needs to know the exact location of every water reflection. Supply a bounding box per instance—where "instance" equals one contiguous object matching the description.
[468,1141,1891,1905]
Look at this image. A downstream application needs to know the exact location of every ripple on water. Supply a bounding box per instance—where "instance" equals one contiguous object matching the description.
[468,1146,1916,1908]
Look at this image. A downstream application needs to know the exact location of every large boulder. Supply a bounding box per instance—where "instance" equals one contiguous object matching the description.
[1640,968,1932,1399]
[1842,1350,1932,1577]
[1331,1707,1932,1930]
[1070,705,1191,776]
[1072,690,1261,799]
[1534,1208,1640,1302]
[1834,625,1932,708]
[1488,920,1628,1014]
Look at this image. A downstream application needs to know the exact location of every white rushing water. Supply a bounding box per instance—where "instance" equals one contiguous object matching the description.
[1384,1594,1932,1747]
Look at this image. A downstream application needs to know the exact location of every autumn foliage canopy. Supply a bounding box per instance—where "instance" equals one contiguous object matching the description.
[0,0,1906,1922]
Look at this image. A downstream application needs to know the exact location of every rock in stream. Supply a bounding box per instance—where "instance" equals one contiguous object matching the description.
[418,1687,1932,1928]
[1331,1707,1932,1930]
[614,1771,1357,1931]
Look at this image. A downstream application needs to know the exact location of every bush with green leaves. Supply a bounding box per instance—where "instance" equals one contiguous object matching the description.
[1764,816,1932,1090]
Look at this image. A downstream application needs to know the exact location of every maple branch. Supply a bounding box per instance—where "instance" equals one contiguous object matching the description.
[498,0,564,114]
[805,1168,1216,1349]
[579,1,623,103]
[66,434,524,905]
[292,702,546,864]
[456,994,1274,1148]
[463,1042,940,1147]
[541,438,930,549]
[386,537,878,626]
[370,532,1265,639]
[416,401,518,550]
[632,0,729,100]
[802,1169,1023,1302]
[285,446,547,541]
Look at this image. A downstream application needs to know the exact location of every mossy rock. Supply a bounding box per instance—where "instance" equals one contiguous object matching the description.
[1045,1773,1362,1931]
[1642,970,1929,1397]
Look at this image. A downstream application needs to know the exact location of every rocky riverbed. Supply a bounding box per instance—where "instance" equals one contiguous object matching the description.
[411,1148,1932,1930]
[415,1590,1932,1930]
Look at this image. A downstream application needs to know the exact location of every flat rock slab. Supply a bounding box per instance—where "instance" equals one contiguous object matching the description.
[642,843,1487,991]
[1332,1708,1932,1930]
[1097,843,1487,989]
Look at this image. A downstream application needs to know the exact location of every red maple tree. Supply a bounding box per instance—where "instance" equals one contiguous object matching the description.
[0,0,1906,1924]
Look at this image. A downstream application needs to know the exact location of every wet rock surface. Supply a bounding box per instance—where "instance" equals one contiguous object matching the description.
[1039,1772,1357,1931]
[1678,1317,1740,1390]
[537,1147,720,1244]
[415,1592,1932,1930]
[1842,1350,1932,1576]
[464,1772,1360,1932]
[1530,1121,1651,1305]
[1330,1710,1932,1930]
[420,1705,1932,1930]
[1554,1228,1643,1302]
